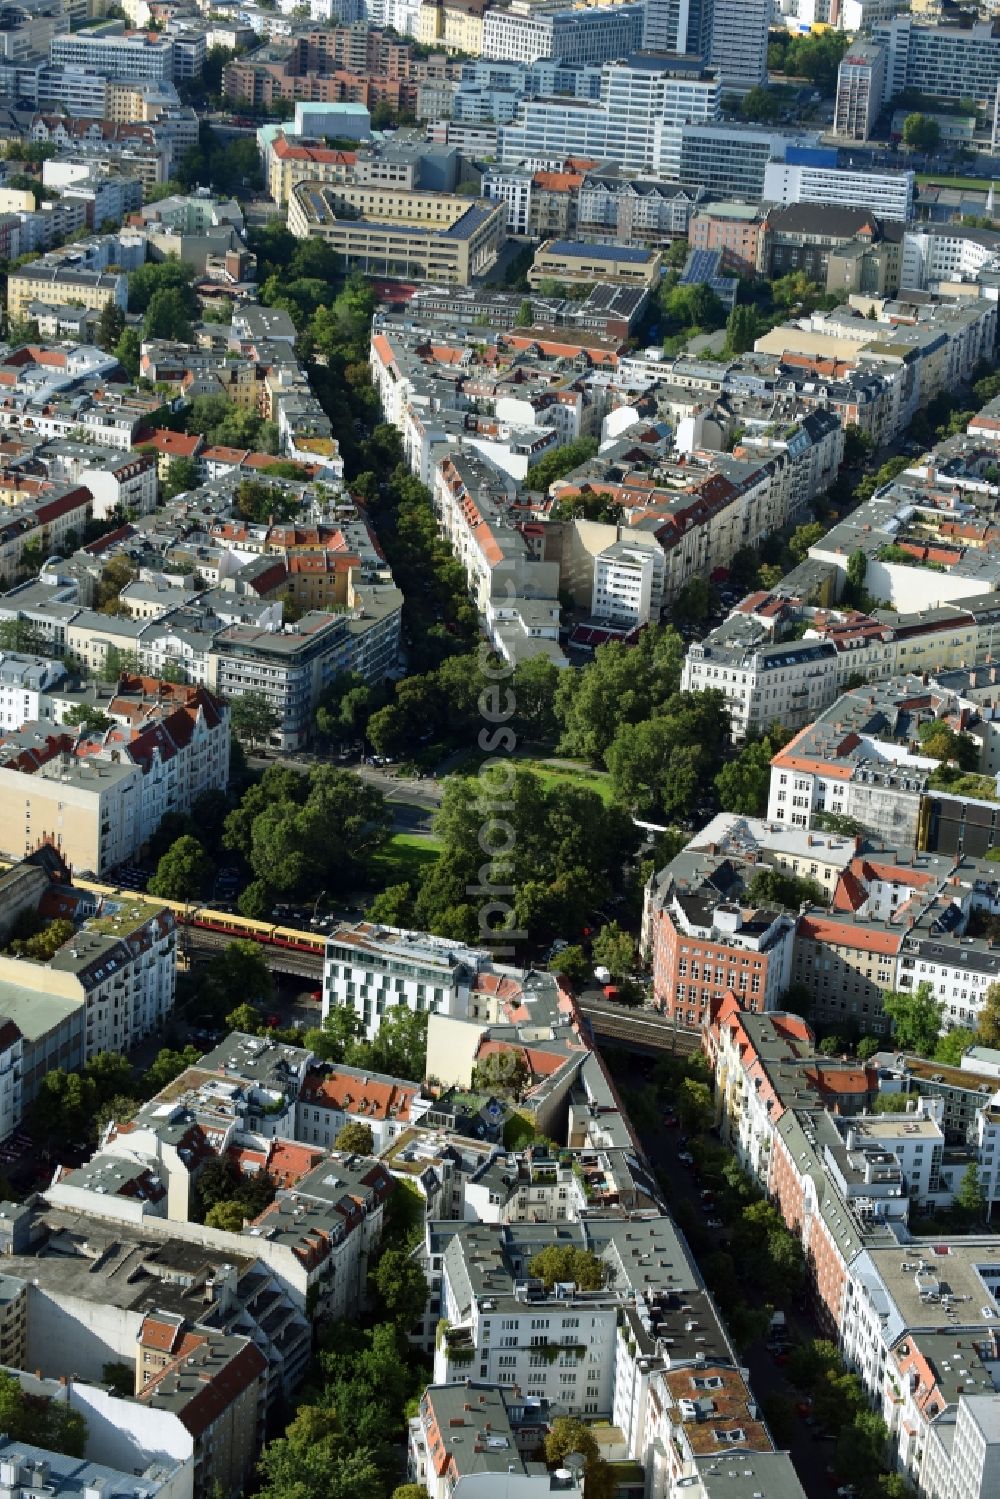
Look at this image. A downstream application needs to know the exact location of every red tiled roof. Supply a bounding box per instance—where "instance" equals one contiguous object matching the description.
[145,429,203,458]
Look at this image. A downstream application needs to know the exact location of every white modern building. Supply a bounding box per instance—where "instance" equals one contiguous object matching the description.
[50,26,175,81]
[591,540,660,626]
[323,922,487,1039]
[0,653,66,732]
[499,55,720,175]
[763,153,915,222]
[901,225,1000,290]
[481,2,645,66]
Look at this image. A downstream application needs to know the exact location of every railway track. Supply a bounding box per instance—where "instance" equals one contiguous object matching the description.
[578,1001,701,1054]
[182,925,324,978]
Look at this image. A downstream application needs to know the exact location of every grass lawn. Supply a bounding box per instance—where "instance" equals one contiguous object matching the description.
[441,749,616,802]
[512,756,616,804]
[509,755,617,803]
[916,173,998,192]
[372,831,442,884]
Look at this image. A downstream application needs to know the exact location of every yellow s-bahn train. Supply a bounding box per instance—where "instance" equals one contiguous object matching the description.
[67,875,328,956]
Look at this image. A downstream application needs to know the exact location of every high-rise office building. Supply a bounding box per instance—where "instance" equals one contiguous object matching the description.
[643,0,712,60]
[498,54,721,174]
[709,0,769,92]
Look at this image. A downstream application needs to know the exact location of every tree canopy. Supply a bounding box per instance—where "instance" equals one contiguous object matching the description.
[529,1245,605,1291]
[223,764,392,910]
[715,729,788,816]
[148,834,214,902]
[902,113,941,153]
[0,1371,86,1458]
[335,1121,375,1155]
[883,981,944,1055]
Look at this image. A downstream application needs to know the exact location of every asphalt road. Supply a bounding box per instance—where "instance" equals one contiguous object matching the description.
[605,1046,838,1499]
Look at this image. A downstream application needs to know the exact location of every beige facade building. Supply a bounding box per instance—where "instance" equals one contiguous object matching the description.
[7,265,127,323]
[266,136,356,207]
[418,0,487,55]
[0,680,229,875]
[287,181,503,284]
[528,238,663,289]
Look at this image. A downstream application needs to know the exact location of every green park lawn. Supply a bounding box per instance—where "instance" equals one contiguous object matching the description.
[372,831,442,885]
[511,756,616,804]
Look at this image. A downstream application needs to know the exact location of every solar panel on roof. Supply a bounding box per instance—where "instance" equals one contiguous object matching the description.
[547,240,655,264]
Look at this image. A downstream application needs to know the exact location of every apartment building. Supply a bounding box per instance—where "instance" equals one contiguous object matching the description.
[875,1050,1000,1143]
[49,444,157,521]
[324,922,488,1039]
[577,175,702,250]
[431,450,565,667]
[6,265,127,323]
[0,679,229,875]
[682,629,839,741]
[211,604,399,750]
[764,672,1000,858]
[705,993,1000,1496]
[833,42,885,141]
[69,1064,393,1321]
[297,1064,419,1151]
[707,995,876,1184]
[429,1213,740,1428]
[0,653,66,733]
[410,1383,564,1499]
[0,857,174,1083]
[645,844,795,1026]
[688,202,767,277]
[591,540,660,627]
[138,1329,266,1498]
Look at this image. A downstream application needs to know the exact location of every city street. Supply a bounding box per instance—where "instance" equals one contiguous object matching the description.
[609,1047,838,1499]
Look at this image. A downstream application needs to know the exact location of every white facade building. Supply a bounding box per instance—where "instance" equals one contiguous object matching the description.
[323,923,486,1039]
[591,540,659,626]
[682,636,839,741]
[50,28,175,81]
[763,157,915,222]
[499,57,720,176]
[901,226,1000,291]
[0,653,66,732]
[480,3,645,66]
